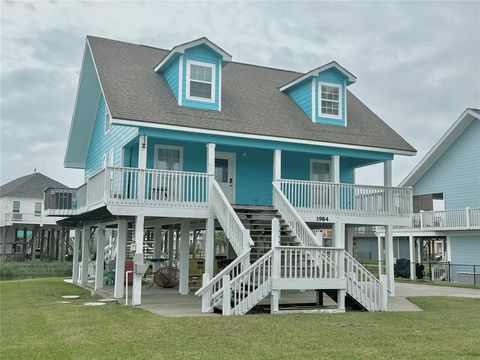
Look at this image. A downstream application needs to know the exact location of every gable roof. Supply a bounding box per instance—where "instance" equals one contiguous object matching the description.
[400,108,480,187]
[154,37,232,72]
[85,36,416,156]
[0,173,68,199]
[279,61,357,92]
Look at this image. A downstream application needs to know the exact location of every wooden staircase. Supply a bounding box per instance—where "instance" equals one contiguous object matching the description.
[233,205,298,263]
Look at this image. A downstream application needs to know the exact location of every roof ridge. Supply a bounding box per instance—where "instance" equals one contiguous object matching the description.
[88,35,303,75]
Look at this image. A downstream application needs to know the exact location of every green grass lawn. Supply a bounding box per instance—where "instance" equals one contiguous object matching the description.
[1,278,479,360]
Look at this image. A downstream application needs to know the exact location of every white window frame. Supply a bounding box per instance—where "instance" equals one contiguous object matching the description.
[104,107,111,134]
[12,200,20,213]
[318,81,342,120]
[153,144,184,171]
[310,159,332,182]
[34,202,42,216]
[185,60,216,103]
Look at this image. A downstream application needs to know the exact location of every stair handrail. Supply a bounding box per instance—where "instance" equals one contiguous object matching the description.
[272,182,321,248]
[211,180,255,255]
[229,249,274,315]
[195,249,251,303]
[344,251,385,311]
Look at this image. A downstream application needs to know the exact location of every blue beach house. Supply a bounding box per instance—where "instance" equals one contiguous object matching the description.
[46,36,417,314]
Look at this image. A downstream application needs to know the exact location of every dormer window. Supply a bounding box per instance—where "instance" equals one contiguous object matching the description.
[186,60,215,102]
[319,82,341,119]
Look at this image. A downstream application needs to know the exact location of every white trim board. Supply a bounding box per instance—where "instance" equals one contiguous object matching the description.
[112,117,416,156]
[279,61,356,92]
[154,37,232,73]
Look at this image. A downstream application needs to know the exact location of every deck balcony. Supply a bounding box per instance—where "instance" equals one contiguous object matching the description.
[44,167,212,218]
[277,179,413,225]
[3,212,59,226]
[394,208,480,233]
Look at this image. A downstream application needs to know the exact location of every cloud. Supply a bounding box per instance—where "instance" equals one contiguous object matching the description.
[0,0,479,188]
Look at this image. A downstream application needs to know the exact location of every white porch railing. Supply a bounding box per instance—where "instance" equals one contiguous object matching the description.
[276,246,341,279]
[210,180,255,255]
[403,208,480,231]
[45,167,212,214]
[278,179,412,218]
[195,250,251,313]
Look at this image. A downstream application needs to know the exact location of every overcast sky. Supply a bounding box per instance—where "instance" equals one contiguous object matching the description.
[1,1,479,188]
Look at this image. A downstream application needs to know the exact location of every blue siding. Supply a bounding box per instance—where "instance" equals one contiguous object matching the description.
[163,58,179,100]
[287,81,312,118]
[450,235,480,265]
[413,119,480,209]
[84,96,138,179]
[182,45,220,111]
[315,68,346,126]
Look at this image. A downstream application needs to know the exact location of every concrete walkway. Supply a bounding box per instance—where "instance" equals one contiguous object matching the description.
[388,282,480,312]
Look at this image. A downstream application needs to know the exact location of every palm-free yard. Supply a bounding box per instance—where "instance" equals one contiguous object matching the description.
[1,278,479,360]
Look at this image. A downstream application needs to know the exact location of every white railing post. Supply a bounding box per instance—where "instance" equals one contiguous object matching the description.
[222,275,231,316]
[420,210,424,229]
[271,218,280,313]
[380,274,388,311]
[466,207,471,229]
[104,167,110,202]
[201,273,212,313]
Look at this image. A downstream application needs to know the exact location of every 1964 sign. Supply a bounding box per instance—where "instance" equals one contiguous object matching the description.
[316,216,329,222]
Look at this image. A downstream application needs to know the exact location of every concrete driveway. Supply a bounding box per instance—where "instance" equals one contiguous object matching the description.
[388,282,480,312]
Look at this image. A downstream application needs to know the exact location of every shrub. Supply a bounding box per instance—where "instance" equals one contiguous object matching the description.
[0,261,72,280]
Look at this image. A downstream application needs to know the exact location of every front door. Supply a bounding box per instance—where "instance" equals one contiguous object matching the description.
[215,152,236,203]
[310,159,332,207]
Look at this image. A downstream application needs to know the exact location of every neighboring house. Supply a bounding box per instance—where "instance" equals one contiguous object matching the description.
[46,36,416,314]
[376,109,480,284]
[0,172,70,261]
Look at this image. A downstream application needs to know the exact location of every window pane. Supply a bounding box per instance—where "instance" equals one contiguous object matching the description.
[215,159,228,182]
[312,162,330,182]
[190,81,212,99]
[35,202,42,215]
[190,64,212,82]
[157,148,181,170]
[12,201,20,213]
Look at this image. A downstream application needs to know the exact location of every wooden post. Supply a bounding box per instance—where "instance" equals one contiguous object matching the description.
[72,227,81,283]
[81,224,90,285]
[168,225,174,267]
[334,222,346,311]
[273,149,282,182]
[222,274,231,316]
[409,235,416,280]
[270,217,280,314]
[384,225,395,296]
[153,224,163,272]
[114,219,128,299]
[205,214,215,277]
[137,135,148,202]
[95,224,106,290]
[179,221,190,295]
[132,215,144,306]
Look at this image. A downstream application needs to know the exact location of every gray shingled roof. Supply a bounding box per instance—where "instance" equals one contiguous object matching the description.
[88,36,416,154]
[0,173,68,199]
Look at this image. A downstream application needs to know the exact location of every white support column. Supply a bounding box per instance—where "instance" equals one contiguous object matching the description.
[384,225,395,296]
[205,214,215,277]
[333,222,346,311]
[270,217,280,313]
[383,160,392,187]
[168,225,174,267]
[138,135,148,201]
[72,227,81,283]
[273,149,282,182]
[95,224,106,290]
[346,226,354,255]
[331,155,340,183]
[206,143,216,176]
[114,219,127,299]
[409,235,416,280]
[132,215,144,306]
[179,221,190,295]
[153,223,163,272]
[81,224,90,285]
[377,235,383,276]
